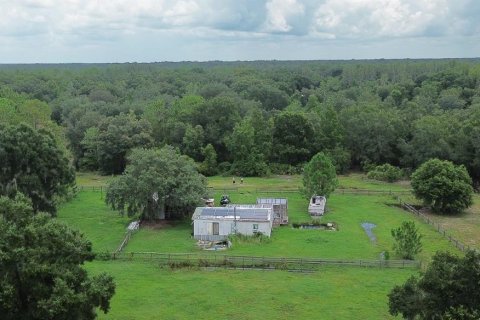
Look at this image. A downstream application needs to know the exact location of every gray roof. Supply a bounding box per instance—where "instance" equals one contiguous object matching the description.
[257,198,287,205]
[192,207,271,222]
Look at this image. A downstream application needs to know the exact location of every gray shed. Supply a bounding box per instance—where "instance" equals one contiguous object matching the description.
[256,198,288,226]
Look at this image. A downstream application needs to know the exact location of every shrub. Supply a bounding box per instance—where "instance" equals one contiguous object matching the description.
[367,163,403,182]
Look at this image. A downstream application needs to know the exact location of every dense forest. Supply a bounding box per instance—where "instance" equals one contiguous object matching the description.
[1,59,480,184]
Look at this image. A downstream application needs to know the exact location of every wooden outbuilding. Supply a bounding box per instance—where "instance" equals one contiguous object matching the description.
[256,198,288,226]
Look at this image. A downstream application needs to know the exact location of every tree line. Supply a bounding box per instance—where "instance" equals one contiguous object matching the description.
[1,59,480,182]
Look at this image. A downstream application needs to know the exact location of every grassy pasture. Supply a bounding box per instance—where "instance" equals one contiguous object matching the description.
[61,173,458,261]
[125,191,457,262]
[57,190,130,252]
[54,172,476,319]
[87,261,413,320]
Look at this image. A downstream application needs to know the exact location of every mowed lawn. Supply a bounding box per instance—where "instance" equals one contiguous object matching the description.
[88,261,414,320]
[127,191,457,261]
[59,173,462,261]
[56,173,472,319]
[57,190,131,252]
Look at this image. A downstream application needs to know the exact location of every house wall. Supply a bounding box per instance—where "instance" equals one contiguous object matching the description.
[193,219,272,241]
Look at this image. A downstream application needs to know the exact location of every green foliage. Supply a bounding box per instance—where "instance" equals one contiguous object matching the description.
[182,124,205,161]
[411,159,473,214]
[302,152,338,199]
[388,250,480,319]
[391,221,422,260]
[0,194,115,319]
[228,232,271,245]
[81,112,154,174]
[324,147,351,174]
[367,163,403,182]
[0,123,75,215]
[106,146,207,220]
[272,112,315,165]
[226,119,268,176]
[199,143,218,176]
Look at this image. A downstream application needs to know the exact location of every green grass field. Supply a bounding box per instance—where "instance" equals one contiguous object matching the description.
[54,172,476,319]
[57,191,131,252]
[87,261,413,320]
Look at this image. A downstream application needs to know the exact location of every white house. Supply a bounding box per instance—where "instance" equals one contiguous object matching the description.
[192,206,273,241]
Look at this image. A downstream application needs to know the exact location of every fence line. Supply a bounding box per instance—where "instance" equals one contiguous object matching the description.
[77,185,105,193]
[78,185,412,196]
[110,251,420,270]
[395,196,475,253]
[115,231,132,254]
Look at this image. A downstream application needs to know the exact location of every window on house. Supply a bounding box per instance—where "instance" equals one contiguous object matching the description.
[253,224,259,233]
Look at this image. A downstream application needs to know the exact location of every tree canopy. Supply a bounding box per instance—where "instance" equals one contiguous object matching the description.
[302,152,338,199]
[411,158,473,214]
[106,146,207,220]
[0,194,115,319]
[0,123,75,215]
[1,60,480,178]
[388,250,480,319]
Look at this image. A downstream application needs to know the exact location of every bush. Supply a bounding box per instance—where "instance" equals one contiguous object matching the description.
[228,232,271,244]
[269,163,304,175]
[391,221,422,260]
[411,159,473,214]
[367,163,403,182]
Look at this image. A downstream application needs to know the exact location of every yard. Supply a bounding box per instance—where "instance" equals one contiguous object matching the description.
[56,172,478,319]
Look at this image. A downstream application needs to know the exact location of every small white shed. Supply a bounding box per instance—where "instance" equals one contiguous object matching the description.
[308,195,326,216]
[192,206,273,241]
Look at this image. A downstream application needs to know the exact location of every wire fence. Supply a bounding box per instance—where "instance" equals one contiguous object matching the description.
[77,185,412,196]
[395,196,477,253]
[109,252,421,271]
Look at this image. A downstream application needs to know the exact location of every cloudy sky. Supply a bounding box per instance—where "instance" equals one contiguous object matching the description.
[0,0,479,63]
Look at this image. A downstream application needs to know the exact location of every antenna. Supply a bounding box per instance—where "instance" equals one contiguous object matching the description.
[233,205,237,234]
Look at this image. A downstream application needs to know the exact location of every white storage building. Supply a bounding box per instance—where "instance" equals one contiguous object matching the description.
[192,206,273,241]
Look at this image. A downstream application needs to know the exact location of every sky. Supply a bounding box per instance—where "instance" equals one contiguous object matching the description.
[0,0,479,63]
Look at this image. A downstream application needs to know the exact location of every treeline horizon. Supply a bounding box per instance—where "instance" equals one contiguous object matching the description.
[1,59,480,184]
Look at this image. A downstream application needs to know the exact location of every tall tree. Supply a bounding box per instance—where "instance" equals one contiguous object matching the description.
[272,112,314,165]
[226,119,268,176]
[106,146,207,220]
[0,123,75,215]
[302,152,338,199]
[82,112,154,174]
[0,194,115,320]
[411,158,473,214]
[388,250,480,319]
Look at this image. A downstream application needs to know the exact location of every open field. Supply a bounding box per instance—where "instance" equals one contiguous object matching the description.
[57,190,130,252]
[54,172,478,319]
[126,192,457,262]
[62,173,462,261]
[77,172,412,193]
[87,261,414,320]
[420,194,480,248]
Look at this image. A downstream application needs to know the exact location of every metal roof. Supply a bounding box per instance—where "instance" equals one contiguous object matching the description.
[193,207,271,221]
[257,198,287,205]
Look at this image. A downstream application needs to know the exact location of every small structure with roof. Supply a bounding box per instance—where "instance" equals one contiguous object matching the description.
[192,206,273,241]
[256,198,288,226]
[308,195,326,217]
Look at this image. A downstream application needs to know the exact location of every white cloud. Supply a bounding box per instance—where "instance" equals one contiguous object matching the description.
[0,0,478,62]
[263,0,305,33]
[313,0,451,39]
